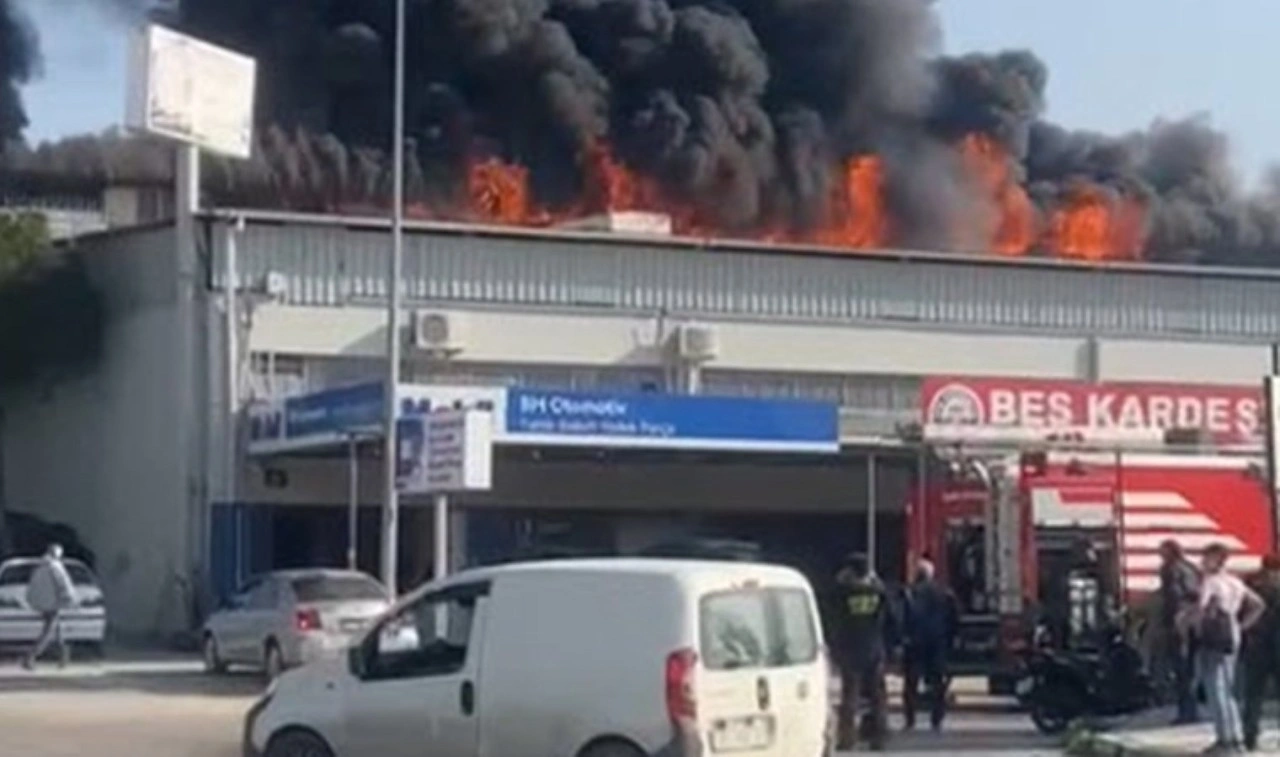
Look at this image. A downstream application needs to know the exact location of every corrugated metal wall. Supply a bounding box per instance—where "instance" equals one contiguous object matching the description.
[211,218,1280,341]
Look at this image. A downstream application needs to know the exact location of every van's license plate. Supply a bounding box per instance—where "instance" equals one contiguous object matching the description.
[1016,678,1034,696]
[710,716,773,752]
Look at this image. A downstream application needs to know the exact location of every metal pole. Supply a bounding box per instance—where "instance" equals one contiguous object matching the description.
[434,493,449,580]
[348,436,359,571]
[866,453,878,577]
[224,218,241,511]
[915,444,928,566]
[175,143,202,600]
[380,0,407,597]
[1114,447,1127,600]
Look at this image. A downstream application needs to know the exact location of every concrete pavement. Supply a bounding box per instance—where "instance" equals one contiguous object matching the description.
[0,656,260,757]
[0,655,1051,756]
[1066,707,1280,756]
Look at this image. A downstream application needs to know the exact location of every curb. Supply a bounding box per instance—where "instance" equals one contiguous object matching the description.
[1063,723,1151,757]
[1063,725,1190,757]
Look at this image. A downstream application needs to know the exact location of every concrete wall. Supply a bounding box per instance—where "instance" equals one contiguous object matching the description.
[1,228,195,638]
[247,303,1275,390]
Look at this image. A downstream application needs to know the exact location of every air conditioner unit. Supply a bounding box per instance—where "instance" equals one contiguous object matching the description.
[671,323,718,362]
[257,271,289,301]
[410,311,465,354]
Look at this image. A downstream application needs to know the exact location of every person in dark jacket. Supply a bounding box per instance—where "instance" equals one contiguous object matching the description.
[1159,539,1202,725]
[1243,554,1280,751]
[833,552,897,751]
[901,558,959,732]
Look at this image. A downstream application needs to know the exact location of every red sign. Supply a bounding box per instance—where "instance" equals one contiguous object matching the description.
[921,376,1263,444]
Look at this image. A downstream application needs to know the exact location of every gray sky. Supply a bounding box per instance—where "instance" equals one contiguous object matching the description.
[14,0,1278,182]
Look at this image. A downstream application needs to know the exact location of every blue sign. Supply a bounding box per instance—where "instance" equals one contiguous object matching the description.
[505,388,839,453]
[285,382,384,440]
[248,382,506,455]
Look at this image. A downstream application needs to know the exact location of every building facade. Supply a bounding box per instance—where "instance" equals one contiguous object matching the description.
[5,210,1280,638]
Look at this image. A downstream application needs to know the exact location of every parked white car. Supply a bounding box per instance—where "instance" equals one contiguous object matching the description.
[243,558,833,757]
[203,569,390,679]
[0,557,106,653]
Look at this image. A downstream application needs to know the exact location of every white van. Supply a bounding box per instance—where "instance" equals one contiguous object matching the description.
[243,558,832,757]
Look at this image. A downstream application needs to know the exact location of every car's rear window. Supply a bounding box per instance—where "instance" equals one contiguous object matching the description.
[0,561,96,587]
[292,574,385,602]
[65,564,95,586]
[700,587,819,671]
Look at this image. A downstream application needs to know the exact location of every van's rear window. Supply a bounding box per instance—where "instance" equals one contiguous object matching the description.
[700,587,818,671]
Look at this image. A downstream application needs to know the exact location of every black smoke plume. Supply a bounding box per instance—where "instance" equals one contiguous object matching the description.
[3,0,1280,265]
[0,0,37,149]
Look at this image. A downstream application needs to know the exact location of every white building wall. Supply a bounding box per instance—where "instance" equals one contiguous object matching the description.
[1,228,196,639]
[1094,338,1272,385]
[246,304,1272,389]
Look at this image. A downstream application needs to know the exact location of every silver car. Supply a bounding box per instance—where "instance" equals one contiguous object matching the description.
[201,569,390,679]
[0,557,106,654]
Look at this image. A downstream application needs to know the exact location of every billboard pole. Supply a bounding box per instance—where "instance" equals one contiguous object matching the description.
[380,0,408,597]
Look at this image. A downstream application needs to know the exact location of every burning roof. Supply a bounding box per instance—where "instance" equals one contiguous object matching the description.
[2,0,1279,266]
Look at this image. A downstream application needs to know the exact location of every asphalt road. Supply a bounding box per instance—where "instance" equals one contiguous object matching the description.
[0,656,1060,756]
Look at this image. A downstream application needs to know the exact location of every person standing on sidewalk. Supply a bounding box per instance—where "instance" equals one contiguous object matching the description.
[1160,539,1202,724]
[901,558,958,732]
[1189,543,1265,755]
[22,543,78,670]
[1242,554,1280,752]
[833,552,896,751]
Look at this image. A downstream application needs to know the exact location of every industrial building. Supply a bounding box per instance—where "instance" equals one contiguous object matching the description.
[4,204,1280,639]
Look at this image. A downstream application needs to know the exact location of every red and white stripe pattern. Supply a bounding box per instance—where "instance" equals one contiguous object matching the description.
[1120,491,1259,592]
[1032,488,1261,593]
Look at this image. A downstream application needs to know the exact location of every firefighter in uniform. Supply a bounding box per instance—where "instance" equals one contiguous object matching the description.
[1243,554,1280,751]
[834,552,896,751]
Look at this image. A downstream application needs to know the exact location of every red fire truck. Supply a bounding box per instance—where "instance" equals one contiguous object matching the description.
[907,439,1275,693]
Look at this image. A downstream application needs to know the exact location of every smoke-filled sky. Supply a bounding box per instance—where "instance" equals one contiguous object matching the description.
[12,0,1279,184]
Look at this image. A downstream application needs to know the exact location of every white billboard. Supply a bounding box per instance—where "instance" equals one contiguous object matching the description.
[126,24,257,159]
[398,409,494,494]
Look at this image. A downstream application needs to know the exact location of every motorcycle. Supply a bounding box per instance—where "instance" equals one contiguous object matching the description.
[1018,625,1161,735]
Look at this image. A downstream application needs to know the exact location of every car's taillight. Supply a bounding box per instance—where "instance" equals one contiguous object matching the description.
[295,608,322,632]
[665,648,698,722]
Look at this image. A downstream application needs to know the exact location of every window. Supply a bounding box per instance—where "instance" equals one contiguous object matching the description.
[245,579,278,610]
[0,561,97,587]
[701,588,819,672]
[0,564,34,586]
[292,574,386,603]
[64,562,97,587]
[773,589,820,666]
[364,584,487,680]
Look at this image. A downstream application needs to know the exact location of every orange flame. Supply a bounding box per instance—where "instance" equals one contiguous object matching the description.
[467,157,534,225]
[808,156,889,249]
[1045,184,1147,262]
[959,134,1037,256]
[453,134,1148,264]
